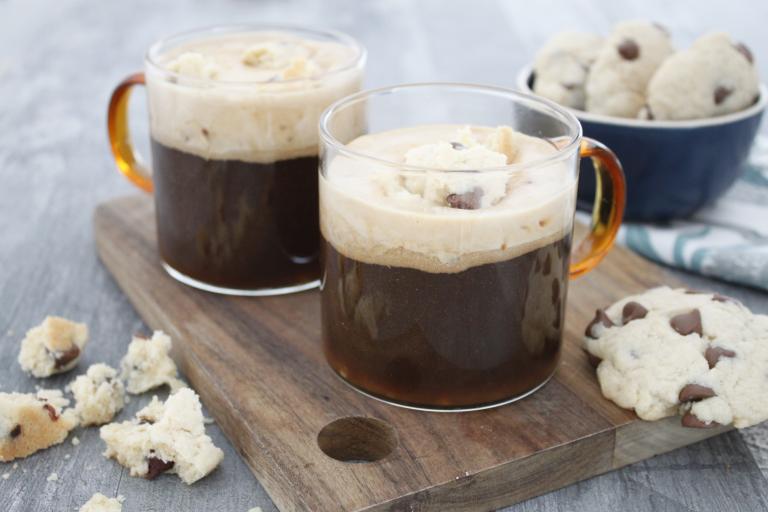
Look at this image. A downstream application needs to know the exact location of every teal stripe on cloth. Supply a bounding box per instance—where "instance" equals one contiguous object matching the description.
[624,225,662,261]
[672,227,710,267]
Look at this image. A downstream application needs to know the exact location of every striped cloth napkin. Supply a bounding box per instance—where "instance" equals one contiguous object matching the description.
[616,136,768,292]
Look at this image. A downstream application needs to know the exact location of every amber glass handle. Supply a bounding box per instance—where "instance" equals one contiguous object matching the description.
[107,72,153,193]
[569,137,626,279]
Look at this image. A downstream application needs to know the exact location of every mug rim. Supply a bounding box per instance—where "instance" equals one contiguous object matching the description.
[319,82,584,174]
[516,65,768,129]
[144,23,367,87]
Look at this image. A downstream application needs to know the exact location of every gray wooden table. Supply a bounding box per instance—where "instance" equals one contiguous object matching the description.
[1,0,767,510]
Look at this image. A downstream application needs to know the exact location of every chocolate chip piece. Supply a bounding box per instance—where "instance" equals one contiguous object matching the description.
[585,350,602,368]
[679,384,716,402]
[201,128,210,138]
[617,38,640,60]
[53,345,80,370]
[561,82,578,91]
[681,411,721,429]
[138,417,155,425]
[585,309,614,338]
[446,187,483,210]
[622,302,648,324]
[670,309,702,336]
[146,457,175,479]
[714,86,733,105]
[642,104,654,120]
[450,142,466,150]
[42,403,59,421]
[10,425,21,438]
[705,346,736,369]
[684,289,705,295]
[734,42,754,64]
[712,293,738,304]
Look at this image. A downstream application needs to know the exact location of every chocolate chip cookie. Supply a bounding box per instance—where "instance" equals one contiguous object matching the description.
[645,32,759,120]
[584,286,768,428]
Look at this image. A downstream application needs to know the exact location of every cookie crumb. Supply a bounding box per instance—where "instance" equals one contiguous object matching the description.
[71,436,80,446]
[1,473,9,480]
[47,472,58,482]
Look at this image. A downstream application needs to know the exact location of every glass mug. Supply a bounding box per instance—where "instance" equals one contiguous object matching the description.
[107,25,366,295]
[319,83,625,411]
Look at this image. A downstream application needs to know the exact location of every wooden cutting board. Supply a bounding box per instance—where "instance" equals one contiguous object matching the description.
[94,195,729,512]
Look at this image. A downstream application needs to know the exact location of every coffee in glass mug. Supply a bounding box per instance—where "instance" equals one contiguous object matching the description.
[108,25,365,295]
[318,84,625,410]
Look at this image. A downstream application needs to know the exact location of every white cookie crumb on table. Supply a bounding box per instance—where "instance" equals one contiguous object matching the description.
[120,331,185,394]
[46,472,58,482]
[79,492,123,512]
[17,317,88,378]
[0,389,78,461]
[70,363,125,426]
[100,388,224,484]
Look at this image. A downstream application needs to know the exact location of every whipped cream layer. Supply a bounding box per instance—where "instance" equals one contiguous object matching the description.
[320,124,578,273]
[146,31,363,163]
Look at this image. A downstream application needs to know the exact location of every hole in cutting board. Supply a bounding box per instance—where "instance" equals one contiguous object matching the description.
[317,417,397,463]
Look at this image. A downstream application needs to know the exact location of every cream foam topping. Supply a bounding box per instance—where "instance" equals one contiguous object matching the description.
[320,124,578,273]
[146,31,363,163]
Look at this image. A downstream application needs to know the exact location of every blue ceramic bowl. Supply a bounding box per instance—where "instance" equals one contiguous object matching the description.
[517,66,767,221]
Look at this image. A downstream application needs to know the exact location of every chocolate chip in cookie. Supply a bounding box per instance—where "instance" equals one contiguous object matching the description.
[714,86,733,105]
[734,42,754,64]
[52,346,80,370]
[617,38,640,60]
[670,309,702,336]
[679,383,716,402]
[446,187,483,210]
[585,309,614,338]
[622,302,648,324]
[704,346,736,369]
[146,456,174,479]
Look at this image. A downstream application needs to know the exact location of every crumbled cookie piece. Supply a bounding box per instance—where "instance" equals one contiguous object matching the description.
[0,390,77,461]
[100,388,223,484]
[584,286,768,428]
[18,316,88,377]
[166,52,219,80]
[70,364,125,426]
[120,331,184,394]
[79,492,123,512]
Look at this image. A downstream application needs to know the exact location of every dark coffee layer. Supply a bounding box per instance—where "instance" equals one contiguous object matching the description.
[321,235,571,409]
[152,140,319,290]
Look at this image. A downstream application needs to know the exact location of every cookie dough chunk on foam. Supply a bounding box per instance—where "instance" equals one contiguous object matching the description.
[147,29,364,165]
[320,124,577,274]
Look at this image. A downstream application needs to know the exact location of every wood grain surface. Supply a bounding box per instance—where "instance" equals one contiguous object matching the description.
[93,195,732,511]
[2,0,768,510]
